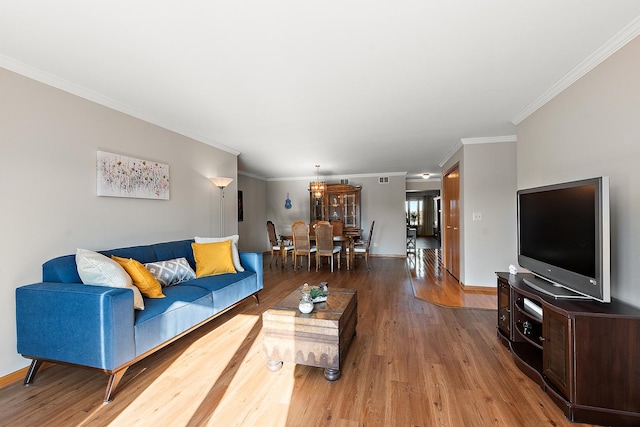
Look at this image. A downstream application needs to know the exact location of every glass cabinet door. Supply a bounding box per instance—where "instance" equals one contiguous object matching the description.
[328,195,341,221]
[344,193,357,227]
[311,196,325,221]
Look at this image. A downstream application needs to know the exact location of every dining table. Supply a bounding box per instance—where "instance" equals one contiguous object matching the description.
[279,233,355,270]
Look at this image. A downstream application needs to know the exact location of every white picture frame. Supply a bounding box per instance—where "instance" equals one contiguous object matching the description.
[97,151,170,200]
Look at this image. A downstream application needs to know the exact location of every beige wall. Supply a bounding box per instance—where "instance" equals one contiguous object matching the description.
[463,142,517,287]
[517,35,640,307]
[440,142,517,288]
[0,68,238,376]
[237,174,268,252]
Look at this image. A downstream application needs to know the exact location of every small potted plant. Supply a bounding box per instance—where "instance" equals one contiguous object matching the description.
[309,286,327,303]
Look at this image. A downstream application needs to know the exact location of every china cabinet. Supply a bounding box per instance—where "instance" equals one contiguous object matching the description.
[309,184,361,237]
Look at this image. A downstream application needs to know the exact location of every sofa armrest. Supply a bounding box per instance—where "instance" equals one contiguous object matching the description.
[239,252,263,290]
[16,282,136,371]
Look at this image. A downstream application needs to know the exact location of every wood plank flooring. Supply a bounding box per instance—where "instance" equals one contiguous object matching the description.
[0,256,593,427]
[408,247,498,309]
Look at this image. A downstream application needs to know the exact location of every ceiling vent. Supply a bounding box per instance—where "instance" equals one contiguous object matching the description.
[378,176,389,184]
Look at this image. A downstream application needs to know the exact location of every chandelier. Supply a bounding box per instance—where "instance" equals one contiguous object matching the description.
[309,165,325,199]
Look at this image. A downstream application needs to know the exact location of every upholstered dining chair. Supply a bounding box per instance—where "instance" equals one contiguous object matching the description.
[329,219,344,236]
[267,220,293,267]
[292,221,316,271]
[347,220,375,270]
[314,221,342,272]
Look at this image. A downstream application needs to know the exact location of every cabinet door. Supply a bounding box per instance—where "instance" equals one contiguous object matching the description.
[343,193,358,228]
[543,308,573,399]
[311,196,325,222]
[328,194,342,221]
[497,279,511,339]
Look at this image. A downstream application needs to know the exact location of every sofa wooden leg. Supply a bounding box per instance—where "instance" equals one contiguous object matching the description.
[104,367,128,403]
[253,293,260,305]
[24,359,43,386]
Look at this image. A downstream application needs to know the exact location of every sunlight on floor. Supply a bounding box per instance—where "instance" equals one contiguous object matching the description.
[100,313,295,426]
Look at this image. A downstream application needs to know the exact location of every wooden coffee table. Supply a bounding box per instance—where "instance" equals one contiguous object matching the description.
[262,286,357,381]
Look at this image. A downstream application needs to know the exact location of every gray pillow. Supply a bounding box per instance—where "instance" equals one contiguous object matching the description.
[145,257,196,287]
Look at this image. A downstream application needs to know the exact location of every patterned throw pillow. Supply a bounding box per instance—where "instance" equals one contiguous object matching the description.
[145,257,196,287]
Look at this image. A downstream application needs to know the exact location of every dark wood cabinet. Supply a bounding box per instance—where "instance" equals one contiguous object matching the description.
[309,184,361,236]
[542,307,572,399]
[497,272,640,426]
[497,279,511,340]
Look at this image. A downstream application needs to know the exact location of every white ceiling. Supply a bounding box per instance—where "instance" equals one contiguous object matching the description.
[2,1,640,181]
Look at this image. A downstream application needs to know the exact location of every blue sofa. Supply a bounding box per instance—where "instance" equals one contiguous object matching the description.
[15,238,263,401]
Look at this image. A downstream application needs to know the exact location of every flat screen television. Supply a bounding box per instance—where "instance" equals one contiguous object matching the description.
[517,177,610,303]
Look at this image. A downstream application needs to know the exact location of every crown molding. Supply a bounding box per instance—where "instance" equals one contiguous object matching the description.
[0,55,240,156]
[461,135,517,145]
[238,170,267,181]
[438,140,463,168]
[511,15,640,125]
[439,135,517,167]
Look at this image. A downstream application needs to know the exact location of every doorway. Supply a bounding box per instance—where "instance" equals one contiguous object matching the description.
[442,163,460,281]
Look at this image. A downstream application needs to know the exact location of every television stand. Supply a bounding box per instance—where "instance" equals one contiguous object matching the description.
[497,272,640,426]
[522,276,591,300]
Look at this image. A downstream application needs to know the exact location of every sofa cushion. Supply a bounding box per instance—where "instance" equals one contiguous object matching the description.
[183,271,258,313]
[153,240,196,270]
[133,285,213,355]
[144,257,196,287]
[192,241,237,277]
[101,244,158,265]
[195,235,244,272]
[76,248,145,310]
[112,256,165,298]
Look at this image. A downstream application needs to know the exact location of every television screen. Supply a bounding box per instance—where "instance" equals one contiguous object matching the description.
[517,177,610,302]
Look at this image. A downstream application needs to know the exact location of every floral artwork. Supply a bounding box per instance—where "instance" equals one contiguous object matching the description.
[97,151,170,199]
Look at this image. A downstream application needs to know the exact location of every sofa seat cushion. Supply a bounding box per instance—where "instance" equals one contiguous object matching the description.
[182,271,258,314]
[134,285,213,356]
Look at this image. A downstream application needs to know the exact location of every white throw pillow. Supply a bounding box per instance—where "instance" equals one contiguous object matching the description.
[194,235,244,272]
[76,248,145,310]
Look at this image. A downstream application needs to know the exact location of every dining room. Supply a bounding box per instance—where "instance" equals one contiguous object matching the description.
[261,174,408,263]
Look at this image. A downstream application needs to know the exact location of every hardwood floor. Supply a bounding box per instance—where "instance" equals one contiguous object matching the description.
[408,247,498,309]
[0,256,593,427]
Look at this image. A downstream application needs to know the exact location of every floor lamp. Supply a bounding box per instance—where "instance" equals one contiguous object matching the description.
[210,177,233,236]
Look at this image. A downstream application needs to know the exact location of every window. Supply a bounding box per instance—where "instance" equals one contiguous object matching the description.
[405,199,424,228]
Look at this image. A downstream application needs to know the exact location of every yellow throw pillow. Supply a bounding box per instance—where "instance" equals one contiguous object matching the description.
[112,256,165,298]
[192,241,237,277]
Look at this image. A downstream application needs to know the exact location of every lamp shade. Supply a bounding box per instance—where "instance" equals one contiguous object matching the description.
[210,177,233,188]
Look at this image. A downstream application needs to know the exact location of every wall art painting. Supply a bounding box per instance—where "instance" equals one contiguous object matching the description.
[97,151,170,200]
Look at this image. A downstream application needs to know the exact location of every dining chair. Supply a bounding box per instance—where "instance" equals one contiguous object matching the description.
[314,221,341,272]
[267,220,293,268]
[347,220,375,270]
[330,219,344,236]
[292,221,316,271]
[406,227,417,253]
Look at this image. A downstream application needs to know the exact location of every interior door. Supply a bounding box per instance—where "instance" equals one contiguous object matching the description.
[443,164,460,281]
